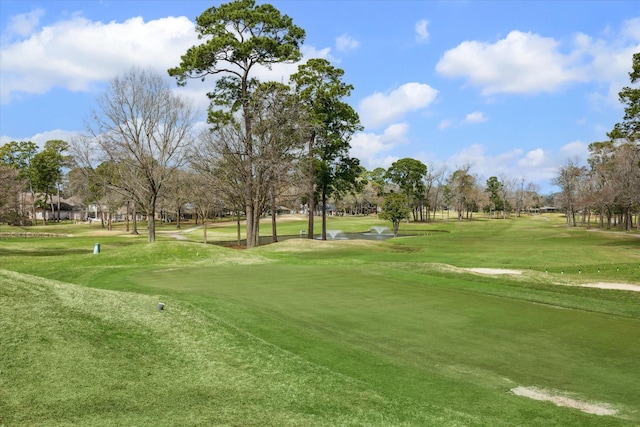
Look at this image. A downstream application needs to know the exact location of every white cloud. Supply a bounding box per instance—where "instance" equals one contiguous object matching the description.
[335,33,359,52]
[621,17,640,40]
[463,111,488,124]
[349,123,409,169]
[447,144,521,172]
[253,44,333,85]
[0,129,80,149]
[436,21,640,98]
[517,148,546,168]
[438,119,454,130]
[439,111,487,129]
[444,143,563,189]
[0,13,337,106]
[415,19,429,43]
[0,15,199,103]
[358,82,438,129]
[559,140,589,160]
[436,30,585,95]
[571,20,640,105]
[301,45,333,60]
[2,9,45,39]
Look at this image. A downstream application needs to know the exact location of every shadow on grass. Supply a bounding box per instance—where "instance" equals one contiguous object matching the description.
[0,240,140,257]
[0,248,93,257]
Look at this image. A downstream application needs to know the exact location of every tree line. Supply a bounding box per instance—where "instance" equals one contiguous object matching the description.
[554,53,640,231]
[1,2,638,241]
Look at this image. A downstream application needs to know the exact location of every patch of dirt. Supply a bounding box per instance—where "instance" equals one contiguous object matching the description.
[168,233,188,241]
[511,386,617,416]
[226,245,246,250]
[270,214,307,222]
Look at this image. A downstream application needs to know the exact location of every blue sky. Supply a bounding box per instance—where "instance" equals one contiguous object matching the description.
[1,1,639,193]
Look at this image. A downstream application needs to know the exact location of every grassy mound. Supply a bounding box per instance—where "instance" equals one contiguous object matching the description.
[1,270,426,426]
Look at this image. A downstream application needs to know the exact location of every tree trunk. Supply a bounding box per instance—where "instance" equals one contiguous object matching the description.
[321,187,327,240]
[56,185,61,222]
[236,213,241,246]
[30,186,36,226]
[599,205,604,229]
[245,190,255,248]
[271,191,278,243]
[252,206,261,247]
[393,219,399,237]
[126,201,130,232]
[49,193,55,224]
[625,207,632,231]
[307,132,316,239]
[132,209,138,234]
[242,73,258,249]
[203,220,207,244]
[132,205,138,235]
[148,209,156,242]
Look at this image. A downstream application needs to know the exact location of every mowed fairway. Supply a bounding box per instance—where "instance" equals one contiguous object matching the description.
[1,214,639,426]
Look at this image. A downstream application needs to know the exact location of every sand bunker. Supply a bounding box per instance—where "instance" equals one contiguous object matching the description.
[577,282,640,292]
[466,268,640,292]
[511,386,617,416]
[467,268,523,275]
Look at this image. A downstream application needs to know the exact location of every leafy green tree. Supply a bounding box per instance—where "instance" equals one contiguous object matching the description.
[379,192,410,237]
[29,140,70,223]
[385,158,427,221]
[0,141,37,224]
[290,58,362,239]
[169,0,305,248]
[609,52,639,143]
[368,167,388,196]
[485,176,503,218]
[334,166,370,215]
[0,141,37,173]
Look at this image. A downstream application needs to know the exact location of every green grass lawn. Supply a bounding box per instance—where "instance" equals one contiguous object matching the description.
[1,214,639,426]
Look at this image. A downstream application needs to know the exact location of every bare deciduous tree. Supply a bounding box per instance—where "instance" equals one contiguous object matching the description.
[82,67,195,242]
[444,165,476,220]
[424,164,446,221]
[554,159,587,227]
[190,82,307,245]
[0,165,25,225]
